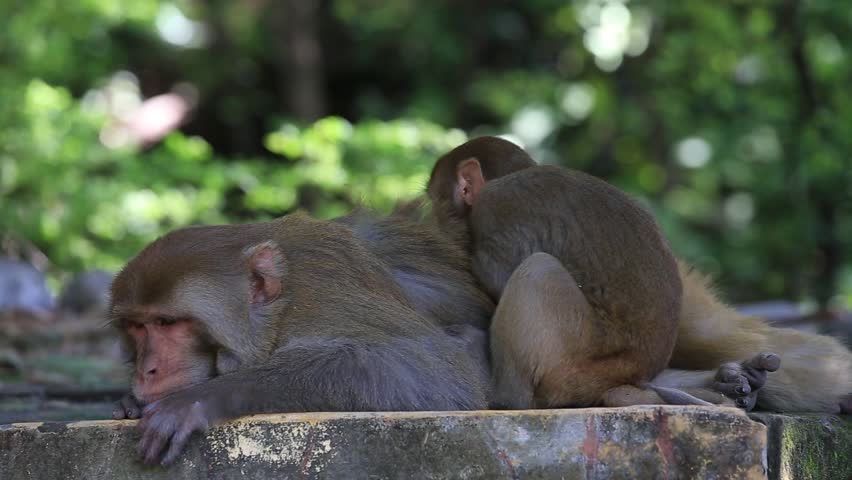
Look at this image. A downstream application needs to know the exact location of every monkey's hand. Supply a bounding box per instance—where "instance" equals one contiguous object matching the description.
[137,389,212,466]
[713,352,780,411]
[112,393,143,420]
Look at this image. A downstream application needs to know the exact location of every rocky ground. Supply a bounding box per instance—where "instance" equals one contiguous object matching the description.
[0,310,126,423]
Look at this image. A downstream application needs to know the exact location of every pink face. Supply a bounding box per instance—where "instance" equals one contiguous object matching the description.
[111,239,284,405]
[123,314,207,404]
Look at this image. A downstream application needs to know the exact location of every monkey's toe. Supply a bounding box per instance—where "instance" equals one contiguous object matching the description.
[712,354,780,411]
[735,395,757,411]
[740,352,780,390]
[746,352,781,372]
[712,378,751,398]
[713,367,757,410]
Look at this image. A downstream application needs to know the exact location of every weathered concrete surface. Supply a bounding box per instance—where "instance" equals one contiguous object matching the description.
[750,412,852,480]
[0,406,765,480]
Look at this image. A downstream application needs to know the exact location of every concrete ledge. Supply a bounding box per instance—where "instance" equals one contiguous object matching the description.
[1,406,765,479]
[750,413,852,480]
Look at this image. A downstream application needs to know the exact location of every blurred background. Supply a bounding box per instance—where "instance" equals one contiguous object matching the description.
[1,0,851,419]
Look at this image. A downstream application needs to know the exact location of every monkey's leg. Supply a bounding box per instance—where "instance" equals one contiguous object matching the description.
[649,352,781,411]
[489,252,647,409]
[488,253,586,409]
[673,263,852,412]
[600,385,723,408]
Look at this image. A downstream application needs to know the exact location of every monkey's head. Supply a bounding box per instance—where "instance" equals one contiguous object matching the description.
[427,136,536,214]
[110,224,285,404]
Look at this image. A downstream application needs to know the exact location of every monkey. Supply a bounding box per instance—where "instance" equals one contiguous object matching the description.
[427,136,852,413]
[428,136,693,410]
[110,210,493,465]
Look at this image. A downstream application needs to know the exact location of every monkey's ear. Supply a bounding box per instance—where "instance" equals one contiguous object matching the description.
[243,241,285,305]
[455,157,486,207]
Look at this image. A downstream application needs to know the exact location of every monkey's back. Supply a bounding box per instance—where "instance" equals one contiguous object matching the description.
[471,166,682,369]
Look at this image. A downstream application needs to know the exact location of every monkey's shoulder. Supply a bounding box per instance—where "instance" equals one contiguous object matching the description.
[482,166,633,206]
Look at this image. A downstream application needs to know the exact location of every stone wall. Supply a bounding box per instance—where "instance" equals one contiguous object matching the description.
[1,406,848,479]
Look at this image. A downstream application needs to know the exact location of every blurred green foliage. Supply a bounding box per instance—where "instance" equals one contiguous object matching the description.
[3,83,461,271]
[1,0,851,307]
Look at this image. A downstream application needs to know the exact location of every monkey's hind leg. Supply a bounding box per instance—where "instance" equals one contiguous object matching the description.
[642,351,781,410]
[489,252,638,409]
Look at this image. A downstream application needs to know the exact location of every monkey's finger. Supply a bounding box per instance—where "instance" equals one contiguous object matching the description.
[137,424,156,457]
[112,403,127,420]
[113,395,139,419]
[649,385,714,406]
[142,427,172,465]
[744,352,781,372]
[121,396,142,419]
[137,413,166,457]
[161,427,192,466]
[137,433,152,460]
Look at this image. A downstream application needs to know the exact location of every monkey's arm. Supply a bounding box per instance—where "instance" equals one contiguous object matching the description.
[138,335,485,465]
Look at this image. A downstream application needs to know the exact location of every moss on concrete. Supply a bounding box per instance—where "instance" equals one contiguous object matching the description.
[750,412,852,480]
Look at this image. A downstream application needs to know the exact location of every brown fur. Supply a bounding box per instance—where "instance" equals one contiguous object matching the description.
[430,136,852,413]
[111,211,493,464]
[668,261,852,412]
[428,137,683,408]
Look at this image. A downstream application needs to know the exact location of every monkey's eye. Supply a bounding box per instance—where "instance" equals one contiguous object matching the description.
[156,317,177,327]
[126,321,144,330]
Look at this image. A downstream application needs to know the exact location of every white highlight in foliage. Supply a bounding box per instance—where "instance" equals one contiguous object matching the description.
[577,0,652,72]
[560,83,596,120]
[156,4,209,48]
[510,107,556,146]
[724,193,755,227]
[676,137,713,169]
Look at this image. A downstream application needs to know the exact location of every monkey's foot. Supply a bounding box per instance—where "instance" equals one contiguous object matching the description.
[713,352,780,411]
[112,394,143,420]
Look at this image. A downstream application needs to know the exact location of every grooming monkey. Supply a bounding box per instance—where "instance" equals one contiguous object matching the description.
[111,211,493,465]
[428,136,851,413]
[429,136,705,409]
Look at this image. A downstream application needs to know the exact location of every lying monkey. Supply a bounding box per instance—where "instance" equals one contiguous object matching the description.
[428,136,851,413]
[111,211,493,464]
